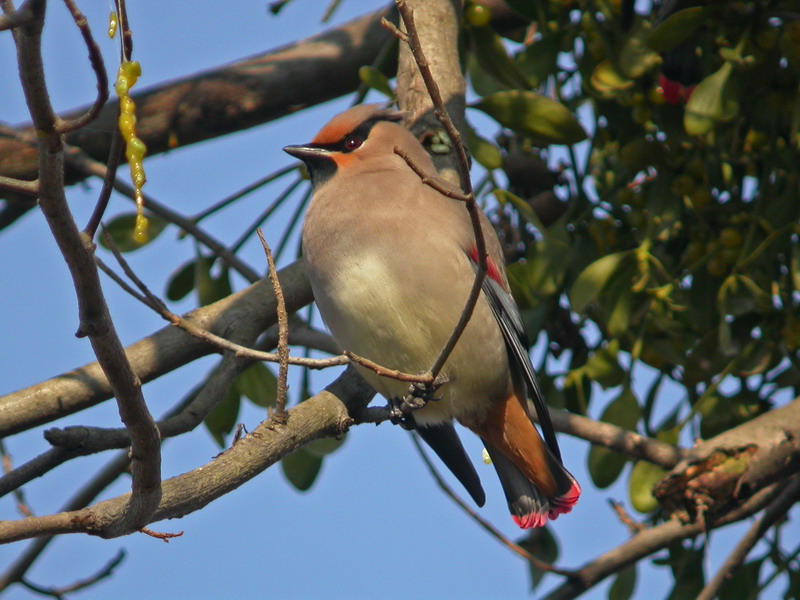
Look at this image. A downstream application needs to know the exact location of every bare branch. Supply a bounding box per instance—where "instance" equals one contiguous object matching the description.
[82,132,123,239]
[543,482,785,600]
[0,174,38,195]
[258,229,290,416]
[0,367,375,545]
[20,549,125,598]
[411,434,576,578]
[53,0,109,135]
[549,410,686,470]
[0,261,313,437]
[344,351,431,384]
[696,475,800,600]
[0,6,397,191]
[11,0,161,534]
[0,450,133,591]
[68,149,261,283]
[0,0,34,31]
[390,0,487,390]
[97,248,348,371]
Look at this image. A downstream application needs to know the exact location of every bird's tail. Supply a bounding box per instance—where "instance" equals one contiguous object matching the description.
[468,391,580,528]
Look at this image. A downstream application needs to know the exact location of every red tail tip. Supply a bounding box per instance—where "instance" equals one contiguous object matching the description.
[548,480,582,520]
[513,512,548,529]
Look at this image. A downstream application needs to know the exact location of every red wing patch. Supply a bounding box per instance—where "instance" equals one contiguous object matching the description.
[469,246,504,286]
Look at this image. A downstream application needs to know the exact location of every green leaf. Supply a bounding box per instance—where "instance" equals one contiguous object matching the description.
[583,339,625,389]
[515,34,562,88]
[465,122,502,170]
[165,259,196,301]
[281,447,323,491]
[628,460,666,513]
[204,387,241,447]
[617,27,661,80]
[195,256,232,306]
[717,274,771,317]
[469,26,531,90]
[517,526,559,591]
[609,563,637,600]
[603,387,641,431]
[472,90,587,144]
[590,60,634,95]
[588,444,626,489]
[607,284,635,339]
[684,62,736,135]
[570,251,630,313]
[101,213,167,252]
[719,560,763,600]
[665,545,705,600]
[646,7,707,53]
[235,362,277,408]
[588,388,640,487]
[358,66,395,99]
[305,435,346,458]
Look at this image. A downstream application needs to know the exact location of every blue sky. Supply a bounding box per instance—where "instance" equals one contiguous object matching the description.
[0,2,773,599]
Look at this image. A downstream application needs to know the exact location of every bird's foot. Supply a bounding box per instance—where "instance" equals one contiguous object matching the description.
[388,373,450,429]
[388,400,417,430]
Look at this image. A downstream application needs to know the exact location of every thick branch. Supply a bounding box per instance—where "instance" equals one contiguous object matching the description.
[0,261,313,437]
[543,482,785,600]
[0,367,375,544]
[696,474,800,600]
[0,6,396,186]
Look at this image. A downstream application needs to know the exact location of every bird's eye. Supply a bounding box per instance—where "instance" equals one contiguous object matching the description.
[343,135,363,151]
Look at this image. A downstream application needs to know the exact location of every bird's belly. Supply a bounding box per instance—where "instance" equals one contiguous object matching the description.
[310,253,511,426]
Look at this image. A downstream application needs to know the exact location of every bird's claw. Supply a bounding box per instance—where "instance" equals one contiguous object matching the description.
[387,374,449,429]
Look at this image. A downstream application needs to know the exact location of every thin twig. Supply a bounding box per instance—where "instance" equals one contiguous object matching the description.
[66,148,261,283]
[696,475,800,600]
[410,434,576,577]
[140,527,183,542]
[0,450,133,592]
[83,131,124,239]
[114,0,133,61]
[384,1,488,389]
[54,0,108,134]
[194,164,298,223]
[0,440,35,517]
[20,549,126,598]
[608,499,646,535]
[0,174,38,195]
[258,229,290,417]
[98,242,348,370]
[344,351,431,384]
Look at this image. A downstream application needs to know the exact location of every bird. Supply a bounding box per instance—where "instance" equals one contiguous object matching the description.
[284,103,580,528]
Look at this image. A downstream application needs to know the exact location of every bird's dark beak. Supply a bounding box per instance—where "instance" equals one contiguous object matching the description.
[283,144,331,161]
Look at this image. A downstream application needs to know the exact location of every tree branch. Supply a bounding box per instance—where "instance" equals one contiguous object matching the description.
[12,0,161,535]
[0,367,375,545]
[0,261,313,437]
[696,474,800,600]
[543,481,786,600]
[0,6,397,189]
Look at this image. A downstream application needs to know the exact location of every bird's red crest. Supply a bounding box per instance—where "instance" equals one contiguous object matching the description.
[311,104,403,145]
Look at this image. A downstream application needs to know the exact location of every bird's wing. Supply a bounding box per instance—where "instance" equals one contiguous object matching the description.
[478,266,563,463]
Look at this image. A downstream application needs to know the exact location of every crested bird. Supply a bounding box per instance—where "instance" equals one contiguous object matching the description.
[284,104,580,528]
